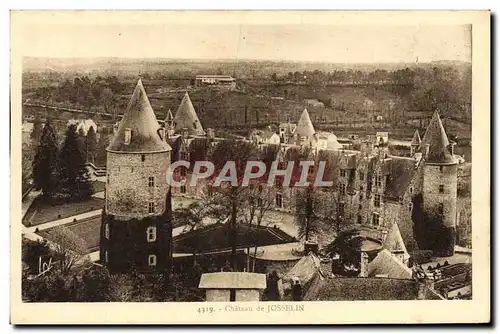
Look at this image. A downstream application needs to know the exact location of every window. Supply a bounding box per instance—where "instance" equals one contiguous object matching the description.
[104,251,108,263]
[372,213,380,226]
[359,192,364,201]
[438,203,444,215]
[409,186,413,194]
[141,154,146,162]
[180,166,187,176]
[104,223,110,239]
[408,202,413,212]
[148,202,155,214]
[359,172,365,181]
[375,174,382,187]
[124,128,131,145]
[257,198,263,207]
[358,204,362,210]
[207,185,213,197]
[360,185,364,192]
[146,226,157,242]
[148,254,157,266]
[439,185,444,193]
[180,185,186,194]
[276,193,283,208]
[357,215,362,224]
[148,177,155,187]
[340,169,346,177]
[374,194,381,208]
[338,203,345,216]
[439,166,443,172]
[340,184,346,196]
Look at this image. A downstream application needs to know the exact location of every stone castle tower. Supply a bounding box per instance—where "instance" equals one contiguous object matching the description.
[100,79,173,273]
[420,111,458,256]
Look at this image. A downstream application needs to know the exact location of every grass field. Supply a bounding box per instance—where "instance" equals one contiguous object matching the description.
[23,197,104,227]
[38,216,102,253]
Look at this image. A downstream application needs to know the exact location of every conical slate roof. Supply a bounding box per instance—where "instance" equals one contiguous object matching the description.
[411,130,421,146]
[383,223,408,256]
[296,108,315,138]
[174,92,205,136]
[165,109,174,122]
[421,111,454,164]
[107,79,171,153]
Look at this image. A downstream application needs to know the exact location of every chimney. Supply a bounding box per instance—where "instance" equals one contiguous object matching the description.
[206,128,215,141]
[291,277,303,301]
[124,128,131,145]
[424,144,430,157]
[417,272,435,300]
[304,241,319,255]
[380,229,388,242]
[359,252,369,277]
[181,127,189,140]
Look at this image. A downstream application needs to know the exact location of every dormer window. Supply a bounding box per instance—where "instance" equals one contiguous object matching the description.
[124,128,131,145]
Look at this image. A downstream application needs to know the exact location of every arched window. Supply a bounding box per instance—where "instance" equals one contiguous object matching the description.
[408,202,413,212]
[146,226,157,242]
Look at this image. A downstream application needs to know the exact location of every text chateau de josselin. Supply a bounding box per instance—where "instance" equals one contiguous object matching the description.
[100,79,458,273]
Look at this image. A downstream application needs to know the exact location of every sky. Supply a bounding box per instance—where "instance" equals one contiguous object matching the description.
[19,24,472,63]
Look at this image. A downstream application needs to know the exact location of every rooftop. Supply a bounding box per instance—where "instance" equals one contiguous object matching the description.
[107,79,171,153]
[199,272,266,290]
[420,111,455,164]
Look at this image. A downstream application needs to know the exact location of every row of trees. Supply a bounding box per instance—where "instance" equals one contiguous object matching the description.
[32,120,94,201]
[32,75,127,113]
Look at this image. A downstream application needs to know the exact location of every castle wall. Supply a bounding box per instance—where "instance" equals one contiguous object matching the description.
[422,163,458,228]
[106,151,170,219]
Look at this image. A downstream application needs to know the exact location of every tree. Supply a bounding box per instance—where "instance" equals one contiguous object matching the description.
[294,184,323,242]
[50,226,89,274]
[207,139,260,269]
[323,228,364,268]
[85,126,97,164]
[58,124,94,200]
[30,116,43,145]
[32,120,59,198]
[96,131,110,166]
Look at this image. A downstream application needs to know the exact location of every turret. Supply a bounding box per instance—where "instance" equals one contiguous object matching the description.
[420,111,458,257]
[173,92,205,136]
[101,79,173,273]
[410,130,421,157]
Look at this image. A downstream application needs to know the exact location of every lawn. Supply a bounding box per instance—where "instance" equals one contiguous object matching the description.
[38,216,102,253]
[23,197,104,227]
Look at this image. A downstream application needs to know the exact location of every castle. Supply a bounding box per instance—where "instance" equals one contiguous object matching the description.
[101,79,459,272]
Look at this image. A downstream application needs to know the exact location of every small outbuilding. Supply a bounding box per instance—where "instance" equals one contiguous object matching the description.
[198,272,267,302]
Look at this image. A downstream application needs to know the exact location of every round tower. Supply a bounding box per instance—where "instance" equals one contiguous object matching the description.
[421,111,457,257]
[101,79,173,273]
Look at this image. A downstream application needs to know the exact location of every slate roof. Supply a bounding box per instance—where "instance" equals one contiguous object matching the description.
[303,276,418,301]
[296,108,315,138]
[384,223,409,256]
[367,249,412,280]
[411,130,421,146]
[165,109,174,122]
[420,111,455,164]
[281,253,323,287]
[199,272,266,289]
[107,79,171,153]
[172,222,296,254]
[174,92,206,136]
[383,157,416,200]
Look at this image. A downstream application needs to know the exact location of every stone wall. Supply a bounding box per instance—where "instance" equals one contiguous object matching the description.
[106,151,170,218]
[422,163,458,228]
